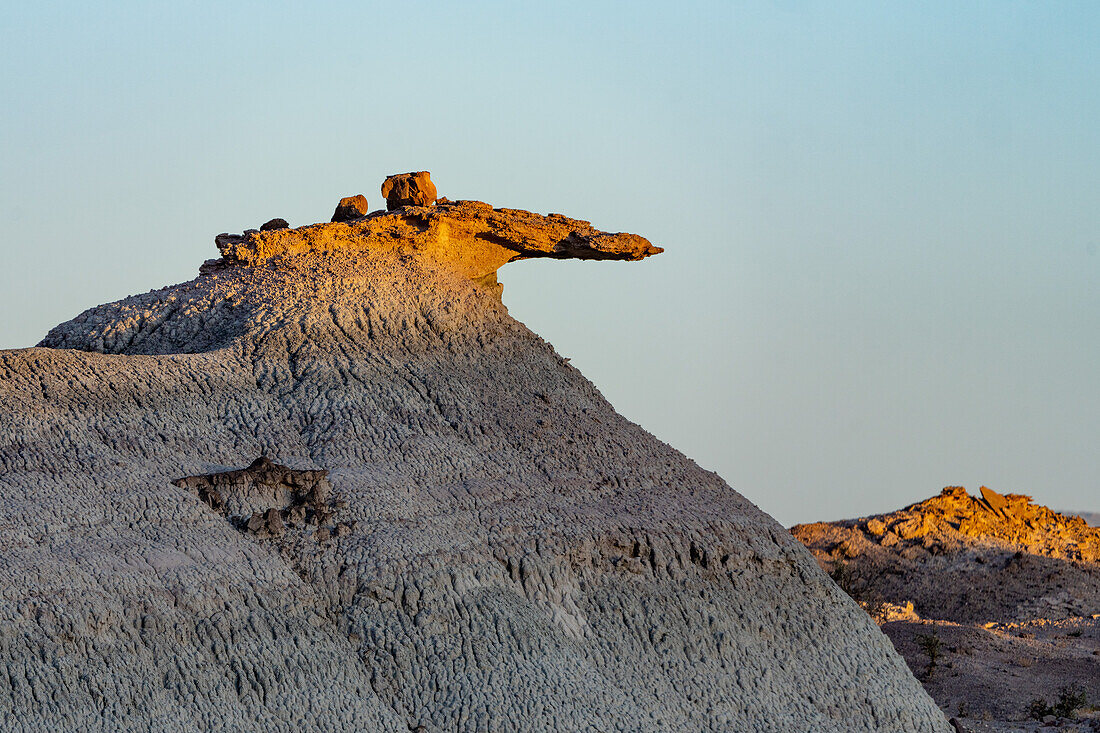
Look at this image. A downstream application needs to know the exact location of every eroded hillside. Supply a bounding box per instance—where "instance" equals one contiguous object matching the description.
[794,486,1100,622]
[0,173,950,732]
[793,487,1100,730]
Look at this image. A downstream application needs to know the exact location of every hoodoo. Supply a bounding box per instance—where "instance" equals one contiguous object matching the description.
[1,175,949,731]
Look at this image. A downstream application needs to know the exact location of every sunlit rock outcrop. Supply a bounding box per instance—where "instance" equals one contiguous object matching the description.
[793,485,1100,623]
[793,487,1100,726]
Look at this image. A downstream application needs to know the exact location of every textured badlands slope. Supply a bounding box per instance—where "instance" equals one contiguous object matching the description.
[0,200,948,731]
[793,487,1100,726]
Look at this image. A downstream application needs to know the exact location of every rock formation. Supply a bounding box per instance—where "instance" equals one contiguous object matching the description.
[381,171,436,209]
[793,486,1100,623]
[172,455,336,531]
[331,194,370,222]
[793,487,1100,727]
[260,218,289,231]
[0,179,949,731]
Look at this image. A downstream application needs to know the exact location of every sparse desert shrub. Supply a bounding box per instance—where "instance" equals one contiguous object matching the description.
[860,597,888,623]
[1027,685,1088,720]
[915,624,944,679]
[829,562,913,625]
[1027,697,1051,720]
[1054,685,1088,718]
[830,561,856,596]
[830,562,890,621]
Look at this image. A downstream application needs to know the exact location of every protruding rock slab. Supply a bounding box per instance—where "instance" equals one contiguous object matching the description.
[381,171,437,209]
[331,194,370,222]
[216,199,663,281]
[979,485,1010,517]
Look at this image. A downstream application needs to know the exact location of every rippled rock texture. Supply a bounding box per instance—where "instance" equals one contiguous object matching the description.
[2,194,948,731]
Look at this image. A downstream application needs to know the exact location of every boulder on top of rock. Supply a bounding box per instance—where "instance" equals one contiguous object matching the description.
[381,171,437,209]
[260,218,289,231]
[331,195,370,222]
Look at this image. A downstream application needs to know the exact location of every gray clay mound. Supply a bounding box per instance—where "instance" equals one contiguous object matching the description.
[0,192,949,731]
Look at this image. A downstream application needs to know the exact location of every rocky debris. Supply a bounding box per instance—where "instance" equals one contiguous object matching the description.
[260,218,289,231]
[1076,511,1100,528]
[8,183,951,732]
[381,171,436,209]
[173,456,335,538]
[246,507,286,535]
[794,488,1100,732]
[331,194,370,222]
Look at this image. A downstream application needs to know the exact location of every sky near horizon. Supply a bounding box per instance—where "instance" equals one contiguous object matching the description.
[1,2,1096,526]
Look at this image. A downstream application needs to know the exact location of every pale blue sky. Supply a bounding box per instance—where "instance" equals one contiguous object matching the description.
[1,2,1097,525]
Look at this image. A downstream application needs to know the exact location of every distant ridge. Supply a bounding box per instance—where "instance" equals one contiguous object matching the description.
[793,485,1100,623]
[1074,510,1100,527]
[793,486,1100,725]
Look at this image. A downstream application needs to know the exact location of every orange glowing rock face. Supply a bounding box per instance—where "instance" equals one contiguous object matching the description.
[216,197,662,283]
[331,194,371,222]
[381,171,437,209]
[797,485,1100,568]
[211,173,663,284]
